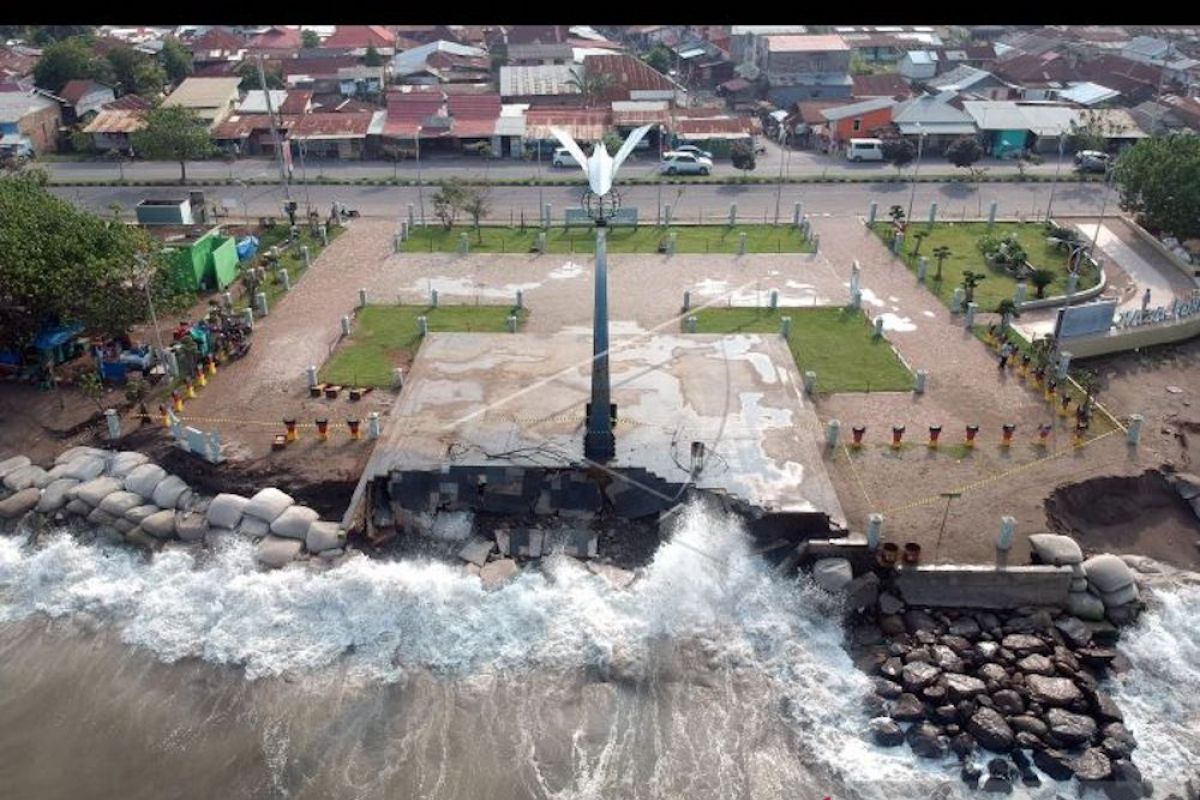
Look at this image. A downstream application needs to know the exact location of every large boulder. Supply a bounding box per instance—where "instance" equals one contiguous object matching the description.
[54,446,108,466]
[140,509,177,539]
[60,455,108,482]
[1069,591,1107,621]
[1000,634,1049,655]
[1016,653,1055,676]
[901,661,941,692]
[966,707,1015,753]
[890,693,926,722]
[905,722,948,759]
[869,717,905,747]
[123,464,168,500]
[104,451,149,478]
[1054,616,1093,648]
[206,493,249,529]
[1082,555,1136,594]
[0,488,41,520]
[944,674,988,701]
[244,487,295,524]
[151,475,191,510]
[1027,675,1083,707]
[269,505,320,540]
[73,476,125,508]
[811,558,854,592]
[0,454,31,480]
[1070,748,1112,782]
[1028,533,1084,565]
[305,521,343,553]
[256,535,303,568]
[1083,687,1124,724]
[4,464,49,491]
[35,478,79,513]
[479,558,519,590]
[1046,708,1097,746]
[1032,749,1074,781]
[98,490,144,518]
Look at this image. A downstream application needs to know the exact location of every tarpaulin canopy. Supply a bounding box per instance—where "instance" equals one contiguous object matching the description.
[34,322,84,351]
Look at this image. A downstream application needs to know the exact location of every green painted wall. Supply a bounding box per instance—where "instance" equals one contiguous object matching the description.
[210,236,238,290]
[166,229,239,294]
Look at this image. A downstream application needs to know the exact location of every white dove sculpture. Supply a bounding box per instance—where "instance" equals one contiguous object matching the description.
[548,123,654,197]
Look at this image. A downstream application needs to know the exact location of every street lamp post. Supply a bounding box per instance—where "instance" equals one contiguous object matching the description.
[1045,131,1065,222]
[1089,167,1117,257]
[905,124,926,226]
[774,125,786,225]
[415,133,425,227]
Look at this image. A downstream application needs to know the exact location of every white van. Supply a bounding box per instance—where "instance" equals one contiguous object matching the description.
[846,138,885,162]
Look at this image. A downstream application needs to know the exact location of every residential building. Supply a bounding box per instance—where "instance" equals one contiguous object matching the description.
[1058,82,1121,107]
[784,99,844,149]
[237,90,289,115]
[0,89,61,155]
[0,44,40,82]
[584,53,687,105]
[187,26,246,67]
[81,105,144,153]
[992,52,1081,100]
[247,26,303,56]
[161,77,242,129]
[1076,55,1164,106]
[321,26,397,57]
[58,80,116,123]
[961,100,1077,156]
[1128,99,1191,135]
[932,45,998,75]
[338,66,386,97]
[500,64,582,106]
[212,113,292,156]
[672,111,761,157]
[928,66,1016,100]
[851,73,913,99]
[891,90,977,153]
[819,96,898,145]
[729,26,807,64]
[899,51,939,81]
[508,43,574,66]
[391,41,489,84]
[287,110,384,159]
[281,57,361,94]
[757,34,853,105]
[1159,94,1200,131]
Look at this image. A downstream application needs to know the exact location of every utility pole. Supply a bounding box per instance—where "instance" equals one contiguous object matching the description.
[1045,130,1065,222]
[256,54,291,202]
[905,124,926,226]
[415,133,425,227]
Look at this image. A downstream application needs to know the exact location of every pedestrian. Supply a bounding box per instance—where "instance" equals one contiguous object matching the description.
[998,342,1014,369]
[1142,287,1152,312]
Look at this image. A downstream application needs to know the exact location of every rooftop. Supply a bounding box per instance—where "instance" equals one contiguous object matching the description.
[499,64,580,97]
[82,108,147,134]
[59,80,110,105]
[764,34,850,53]
[163,77,242,109]
[288,111,378,140]
[322,25,396,49]
[820,96,897,121]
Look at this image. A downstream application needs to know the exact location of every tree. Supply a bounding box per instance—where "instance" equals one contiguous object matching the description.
[600,132,623,156]
[881,137,916,174]
[1029,268,1056,299]
[849,51,873,76]
[731,140,757,175]
[0,172,187,350]
[159,38,194,84]
[130,105,214,184]
[910,230,928,257]
[106,46,143,94]
[932,245,951,282]
[566,68,616,107]
[131,59,167,98]
[888,204,905,225]
[995,298,1020,329]
[34,37,110,93]
[461,186,492,243]
[78,371,106,413]
[69,128,93,154]
[961,269,986,304]
[1114,134,1200,240]
[946,136,984,175]
[644,45,673,74]
[302,29,321,49]
[1067,109,1122,154]
[1014,151,1043,181]
[431,178,469,230]
[237,60,282,91]
[364,45,383,67]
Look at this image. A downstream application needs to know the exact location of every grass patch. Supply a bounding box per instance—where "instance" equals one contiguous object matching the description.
[236,224,345,312]
[403,224,814,254]
[691,306,913,393]
[320,305,527,388]
[869,221,1100,312]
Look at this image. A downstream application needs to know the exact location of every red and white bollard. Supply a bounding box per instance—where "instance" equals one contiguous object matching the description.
[283,417,298,443]
[1001,423,1016,447]
[316,417,329,441]
[1037,423,1053,446]
[891,425,905,450]
[347,417,361,440]
[852,425,866,449]
[964,424,980,448]
[928,424,942,449]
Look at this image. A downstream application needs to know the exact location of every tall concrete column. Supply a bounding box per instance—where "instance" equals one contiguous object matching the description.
[1127,414,1143,446]
[104,408,120,440]
[987,201,998,229]
[868,200,877,225]
[585,226,615,462]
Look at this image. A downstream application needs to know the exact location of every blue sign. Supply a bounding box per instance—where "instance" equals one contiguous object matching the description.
[1055,300,1119,339]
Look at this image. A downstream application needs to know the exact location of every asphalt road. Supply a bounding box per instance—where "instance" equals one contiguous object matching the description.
[43,140,1078,183]
[52,178,1113,224]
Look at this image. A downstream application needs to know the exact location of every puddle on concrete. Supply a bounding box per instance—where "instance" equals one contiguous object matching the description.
[548,262,586,280]
[857,288,887,308]
[876,313,917,333]
[922,310,937,318]
[401,276,542,299]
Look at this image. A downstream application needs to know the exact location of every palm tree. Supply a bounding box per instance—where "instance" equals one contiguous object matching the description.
[961,270,986,304]
[910,230,928,257]
[566,69,617,107]
[888,204,906,224]
[932,245,951,282]
[1029,268,1055,299]
[995,298,1020,330]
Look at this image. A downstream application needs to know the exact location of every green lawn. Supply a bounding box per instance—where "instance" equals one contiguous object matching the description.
[403,224,814,254]
[319,304,526,387]
[691,307,914,393]
[869,221,1100,312]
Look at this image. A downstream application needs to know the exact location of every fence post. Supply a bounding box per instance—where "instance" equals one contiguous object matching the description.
[793,201,802,227]
[358,288,368,308]
[780,315,792,339]
[431,288,439,308]
[964,301,978,329]
[104,408,120,440]
[417,315,428,337]
[988,201,998,229]
[280,270,291,292]
[770,289,779,310]
[341,315,351,336]
[729,202,737,226]
[682,290,691,311]
[867,200,877,225]
[686,315,697,334]
[664,203,672,226]
[928,201,938,225]
[255,291,268,317]
[738,232,747,255]
[917,257,928,283]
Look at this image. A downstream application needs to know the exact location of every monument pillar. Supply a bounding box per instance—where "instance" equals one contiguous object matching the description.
[585,225,615,461]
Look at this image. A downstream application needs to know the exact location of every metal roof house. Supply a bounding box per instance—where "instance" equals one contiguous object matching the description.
[162,77,242,129]
[891,90,977,152]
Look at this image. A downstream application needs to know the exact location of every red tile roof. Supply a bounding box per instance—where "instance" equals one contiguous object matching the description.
[191,27,244,53]
[278,90,313,115]
[384,89,449,137]
[447,93,501,137]
[281,57,360,79]
[673,116,761,136]
[851,73,913,98]
[585,53,676,102]
[322,26,396,49]
[249,27,303,50]
[288,111,374,139]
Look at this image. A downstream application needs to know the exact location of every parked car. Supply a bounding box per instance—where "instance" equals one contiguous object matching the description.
[1074,150,1111,173]
[659,151,713,176]
[672,144,713,160]
[845,138,885,162]
[552,146,582,168]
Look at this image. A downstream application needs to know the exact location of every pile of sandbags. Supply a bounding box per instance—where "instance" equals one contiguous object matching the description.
[1081,554,1141,625]
[1028,534,1142,624]
[242,487,346,568]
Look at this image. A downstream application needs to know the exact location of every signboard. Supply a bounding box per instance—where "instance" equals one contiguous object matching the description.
[564,207,639,228]
[1054,300,1119,339]
[1113,294,1200,330]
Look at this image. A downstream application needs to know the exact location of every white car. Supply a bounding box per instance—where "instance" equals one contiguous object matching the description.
[659,151,713,176]
[551,146,582,168]
[673,144,713,160]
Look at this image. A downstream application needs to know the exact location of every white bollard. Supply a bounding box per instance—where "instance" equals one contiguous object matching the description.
[812,233,820,253]
[682,290,691,311]
[964,301,978,329]
[359,288,368,308]
[255,291,268,317]
[738,232,747,255]
[804,371,817,395]
[850,260,861,294]
[516,289,524,309]
[663,203,672,226]
[873,316,885,339]
[988,201,998,229]
[302,245,310,268]
[1127,413,1143,446]
[685,315,698,334]
[104,408,120,440]
[892,231,905,254]
[543,202,551,228]
[998,516,1016,551]
[407,203,415,228]
[431,289,439,308]
[367,411,381,440]
[307,365,318,388]
[341,315,351,336]
[392,368,405,389]
[793,201,802,227]
[507,314,517,333]
[917,257,928,283]
[393,233,402,253]
[825,418,840,448]
[667,232,677,255]
[319,224,328,246]
[417,316,428,337]
[867,200,877,225]
[780,315,792,338]
[729,202,737,226]
[770,289,779,310]
[867,513,883,550]
[241,308,254,330]
[951,287,965,313]
[1014,282,1027,304]
[914,369,928,394]
[280,270,291,292]
[929,202,938,224]
[535,232,546,252]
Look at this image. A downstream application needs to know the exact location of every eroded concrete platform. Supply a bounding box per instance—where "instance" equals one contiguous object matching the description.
[360,332,844,523]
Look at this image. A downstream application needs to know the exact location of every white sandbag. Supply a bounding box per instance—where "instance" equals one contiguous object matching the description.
[124,527,158,549]
[0,455,31,480]
[54,446,108,466]
[151,475,191,509]
[270,505,319,539]
[4,464,49,492]
[238,515,271,538]
[256,535,303,568]
[87,507,118,528]
[36,478,79,513]
[1028,533,1083,565]
[243,487,295,524]
[73,476,125,508]
[175,512,209,542]
[99,491,144,517]
[305,521,343,553]
[124,464,168,500]
[0,488,40,520]
[61,456,108,482]
[1068,590,1107,621]
[123,504,161,525]
[105,451,150,478]
[1070,577,1089,592]
[113,519,136,534]
[1099,582,1140,608]
[43,463,76,482]
[140,509,177,539]
[206,493,249,529]
[64,499,91,517]
[1082,554,1136,594]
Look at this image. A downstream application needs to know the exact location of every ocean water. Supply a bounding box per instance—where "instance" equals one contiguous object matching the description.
[0,504,1196,799]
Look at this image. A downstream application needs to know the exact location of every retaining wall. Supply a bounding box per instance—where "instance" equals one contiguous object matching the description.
[894,564,1073,609]
[1063,313,1200,358]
